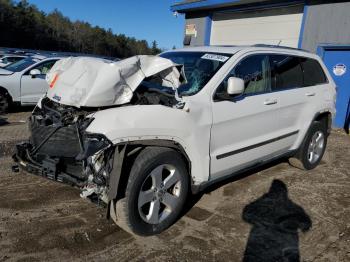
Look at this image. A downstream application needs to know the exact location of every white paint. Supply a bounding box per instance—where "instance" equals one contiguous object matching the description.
[0,57,62,104]
[210,7,303,47]
[85,46,336,185]
[46,56,186,107]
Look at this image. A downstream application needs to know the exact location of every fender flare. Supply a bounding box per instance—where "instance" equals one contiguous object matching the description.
[296,111,332,154]
[106,139,192,220]
[312,111,332,134]
[107,139,192,202]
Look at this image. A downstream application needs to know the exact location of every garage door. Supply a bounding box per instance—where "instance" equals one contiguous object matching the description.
[210,6,304,47]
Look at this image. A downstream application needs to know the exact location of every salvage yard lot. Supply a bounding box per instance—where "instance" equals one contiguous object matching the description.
[0,111,349,262]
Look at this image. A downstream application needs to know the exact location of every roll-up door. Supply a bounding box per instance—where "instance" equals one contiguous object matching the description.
[210,6,304,47]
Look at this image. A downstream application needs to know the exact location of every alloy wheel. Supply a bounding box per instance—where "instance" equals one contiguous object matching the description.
[138,164,182,225]
[307,131,325,164]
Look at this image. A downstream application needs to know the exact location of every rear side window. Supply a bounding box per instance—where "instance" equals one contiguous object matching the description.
[300,58,328,86]
[270,55,303,90]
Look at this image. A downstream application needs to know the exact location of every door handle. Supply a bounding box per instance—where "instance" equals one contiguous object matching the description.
[306,92,316,97]
[264,99,278,105]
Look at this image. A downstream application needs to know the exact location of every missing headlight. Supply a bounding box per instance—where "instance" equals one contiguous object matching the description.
[76,133,112,161]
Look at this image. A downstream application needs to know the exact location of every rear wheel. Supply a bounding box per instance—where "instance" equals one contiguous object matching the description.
[116,147,189,236]
[0,91,10,113]
[295,121,327,170]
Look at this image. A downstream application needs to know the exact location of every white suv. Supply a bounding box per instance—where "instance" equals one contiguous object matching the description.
[14,46,336,236]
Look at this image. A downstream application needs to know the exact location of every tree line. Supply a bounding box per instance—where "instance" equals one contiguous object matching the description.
[0,0,162,58]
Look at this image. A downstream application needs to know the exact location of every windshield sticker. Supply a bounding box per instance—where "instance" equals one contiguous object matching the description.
[201,54,229,62]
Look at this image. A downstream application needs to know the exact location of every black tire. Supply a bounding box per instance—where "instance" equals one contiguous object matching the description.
[296,121,328,170]
[0,91,10,113]
[116,147,189,236]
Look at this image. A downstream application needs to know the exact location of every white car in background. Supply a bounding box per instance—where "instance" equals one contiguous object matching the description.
[0,56,62,112]
[0,55,27,67]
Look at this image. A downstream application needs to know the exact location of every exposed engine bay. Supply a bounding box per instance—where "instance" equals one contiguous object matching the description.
[14,96,111,205]
[13,79,181,205]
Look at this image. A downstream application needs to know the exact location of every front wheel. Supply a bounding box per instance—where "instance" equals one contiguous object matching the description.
[116,147,189,236]
[296,121,328,170]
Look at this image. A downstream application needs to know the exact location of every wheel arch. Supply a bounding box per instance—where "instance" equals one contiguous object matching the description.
[108,139,192,203]
[294,110,332,153]
[0,86,13,112]
[0,86,12,102]
[313,111,332,135]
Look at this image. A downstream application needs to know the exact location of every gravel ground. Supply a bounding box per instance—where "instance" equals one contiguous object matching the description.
[0,111,349,262]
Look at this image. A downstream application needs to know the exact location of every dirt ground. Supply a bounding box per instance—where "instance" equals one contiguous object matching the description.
[0,111,349,262]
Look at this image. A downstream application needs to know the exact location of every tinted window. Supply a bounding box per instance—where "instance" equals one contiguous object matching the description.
[271,55,303,90]
[300,58,327,86]
[216,54,271,97]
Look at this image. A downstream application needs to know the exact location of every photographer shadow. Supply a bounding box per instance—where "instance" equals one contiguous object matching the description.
[242,179,312,262]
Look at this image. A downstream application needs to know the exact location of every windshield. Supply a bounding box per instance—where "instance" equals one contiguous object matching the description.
[4,57,38,72]
[160,51,231,96]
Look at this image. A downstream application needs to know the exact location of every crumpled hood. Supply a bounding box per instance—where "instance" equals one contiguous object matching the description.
[0,68,13,75]
[46,55,186,107]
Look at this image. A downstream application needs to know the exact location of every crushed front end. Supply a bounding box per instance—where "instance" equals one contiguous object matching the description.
[13,97,113,205]
[13,55,187,207]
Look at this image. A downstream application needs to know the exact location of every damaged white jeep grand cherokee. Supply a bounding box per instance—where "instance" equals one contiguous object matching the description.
[13,46,336,236]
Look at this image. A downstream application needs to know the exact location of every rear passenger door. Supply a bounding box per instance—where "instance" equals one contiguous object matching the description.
[270,55,320,150]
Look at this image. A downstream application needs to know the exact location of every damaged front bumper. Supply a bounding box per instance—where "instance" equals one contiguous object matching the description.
[13,142,84,185]
[12,98,116,205]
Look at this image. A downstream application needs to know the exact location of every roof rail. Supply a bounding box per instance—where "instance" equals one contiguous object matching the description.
[252,44,310,52]
[210,44,309,53]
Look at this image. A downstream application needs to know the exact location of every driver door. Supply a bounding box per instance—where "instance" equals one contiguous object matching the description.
[20,59,58,104]
[210,54,282,180]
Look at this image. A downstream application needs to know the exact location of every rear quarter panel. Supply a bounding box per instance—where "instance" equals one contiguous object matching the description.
[291,56,336,150]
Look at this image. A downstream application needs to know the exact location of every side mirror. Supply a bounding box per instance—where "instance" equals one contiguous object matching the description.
[227,77,244,95]
[29,69,41,78]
